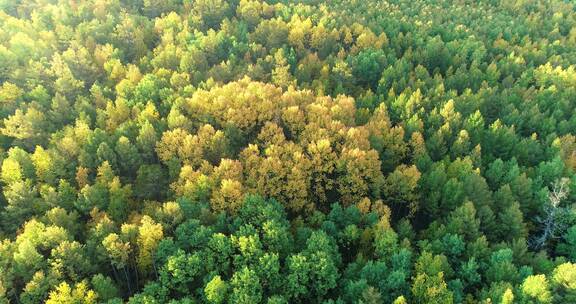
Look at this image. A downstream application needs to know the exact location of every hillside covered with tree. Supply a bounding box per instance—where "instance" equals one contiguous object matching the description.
[0,0,576,303]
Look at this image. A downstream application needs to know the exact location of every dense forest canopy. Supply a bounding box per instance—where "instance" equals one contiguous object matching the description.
[0,0,575,303]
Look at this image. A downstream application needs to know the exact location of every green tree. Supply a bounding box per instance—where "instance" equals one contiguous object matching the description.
[349,49,387,89]
[205,275,228,304]
[411,272,453,304]
[231,267,262,304]
[192,0,232,30]
[115,136,141,178]
[134,164,168,201]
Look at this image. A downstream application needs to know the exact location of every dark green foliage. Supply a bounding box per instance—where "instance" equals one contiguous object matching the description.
[0,0,575,303]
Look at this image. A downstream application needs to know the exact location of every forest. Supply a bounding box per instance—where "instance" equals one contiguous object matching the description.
[0,0,575,303]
